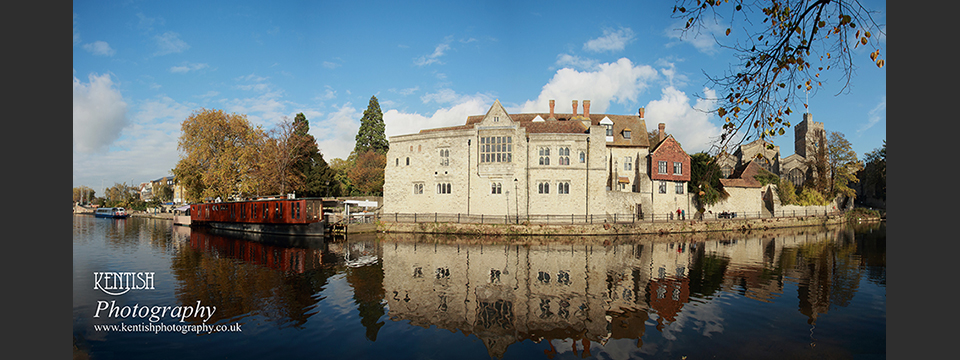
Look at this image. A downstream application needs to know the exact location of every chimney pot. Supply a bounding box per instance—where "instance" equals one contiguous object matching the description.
[583,100,591,118]
[572,100,578,117]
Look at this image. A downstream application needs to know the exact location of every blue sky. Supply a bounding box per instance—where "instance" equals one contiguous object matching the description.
[73,0,886,191]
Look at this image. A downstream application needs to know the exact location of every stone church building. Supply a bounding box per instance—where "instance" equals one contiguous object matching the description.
[717,112,825,188]
[383,99,692,219]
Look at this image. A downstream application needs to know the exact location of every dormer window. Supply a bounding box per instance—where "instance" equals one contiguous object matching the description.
[599,117,614,142]
[623,129,632,139]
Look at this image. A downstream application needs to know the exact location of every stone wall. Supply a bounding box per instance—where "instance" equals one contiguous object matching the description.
[379,213,846,236]
[702,186,763,217]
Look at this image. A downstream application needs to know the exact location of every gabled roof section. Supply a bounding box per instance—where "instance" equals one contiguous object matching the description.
[478,99,514,126]
[720,160,763,188]
[650,134,684,155]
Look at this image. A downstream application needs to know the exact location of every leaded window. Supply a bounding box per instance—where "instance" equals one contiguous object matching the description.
[480,136,512,163]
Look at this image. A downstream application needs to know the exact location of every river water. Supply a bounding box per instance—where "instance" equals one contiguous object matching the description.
[72,214,885,359]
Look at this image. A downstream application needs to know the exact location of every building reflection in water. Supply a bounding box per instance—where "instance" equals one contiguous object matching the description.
[380,225,872,358]
[164,223,880,358]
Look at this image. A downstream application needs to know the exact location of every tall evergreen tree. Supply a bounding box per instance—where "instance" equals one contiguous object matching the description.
[290,113,340,197]
[354,96,389,155]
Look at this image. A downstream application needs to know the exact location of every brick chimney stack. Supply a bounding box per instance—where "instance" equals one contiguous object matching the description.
[658,123,666,143]
[549,100,555,120]
[638,107,645,119]
[583,100,590,118]
[572,100,578,118]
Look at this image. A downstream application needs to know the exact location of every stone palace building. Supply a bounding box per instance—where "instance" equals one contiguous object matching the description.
[383,99,693,219]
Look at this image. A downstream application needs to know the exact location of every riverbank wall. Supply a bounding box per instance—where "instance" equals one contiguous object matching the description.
[377,214,858,237]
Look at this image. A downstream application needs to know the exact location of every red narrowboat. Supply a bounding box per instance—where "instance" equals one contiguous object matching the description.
[189,197,329,237]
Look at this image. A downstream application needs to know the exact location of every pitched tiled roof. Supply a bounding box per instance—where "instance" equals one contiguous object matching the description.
[465,113,649,146]
[522,120,588,134]
[720,161,763,188]
[418,125,473,134]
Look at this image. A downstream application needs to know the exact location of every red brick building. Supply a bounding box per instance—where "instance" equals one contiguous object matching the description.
[648,123,692,217]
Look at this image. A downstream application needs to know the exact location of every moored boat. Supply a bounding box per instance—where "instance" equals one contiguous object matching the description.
[94,207,130,219]
[189,197,332,237]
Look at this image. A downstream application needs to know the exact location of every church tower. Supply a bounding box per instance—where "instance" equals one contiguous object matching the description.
[794,112,825,159]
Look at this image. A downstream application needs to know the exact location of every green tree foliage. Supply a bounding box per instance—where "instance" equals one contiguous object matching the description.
[672,1,885,153]
[753,167,780,185]
[826,131,862,199]
[777,179,799,205]
[172,108,266,203]
[330,156,356,196]
[689,152,729,207]
[101,182,141,208]
[857,139,885,201]
[291,113,340,198]
[73,186,96,204]
[797,186,828,206]
[354,96,389,155]
[348,150,386,196]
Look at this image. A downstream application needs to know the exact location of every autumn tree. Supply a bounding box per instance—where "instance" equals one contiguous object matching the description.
[825,131,861,199]
[73,186,96,204]
[347,150,386,196]
[172,108,265,203]
[155,182,174,203]
[671,0,885,154]
[256,116,310,196]
[354,96,389,155]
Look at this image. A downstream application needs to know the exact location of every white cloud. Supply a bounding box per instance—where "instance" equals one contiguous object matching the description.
[196,90,219,99]
[136,12,163,32]
[73,72,129,153]
[318,86,337,101]
[312,103,362,160]
[73,13,81,46]
[154,31,189,55]
[554,54,599,70]
[665,19,726,55]
[414,39,452,66]
[655,58,690,88]
[322,61,341,69]
[519,58,659,114]
[170,62,209,73]
[644,86,721,153]
[73,95,191,189]
[858,95,886,135]
[584,27,635,53]
[82,40,115,56]
[384,98,489,139]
